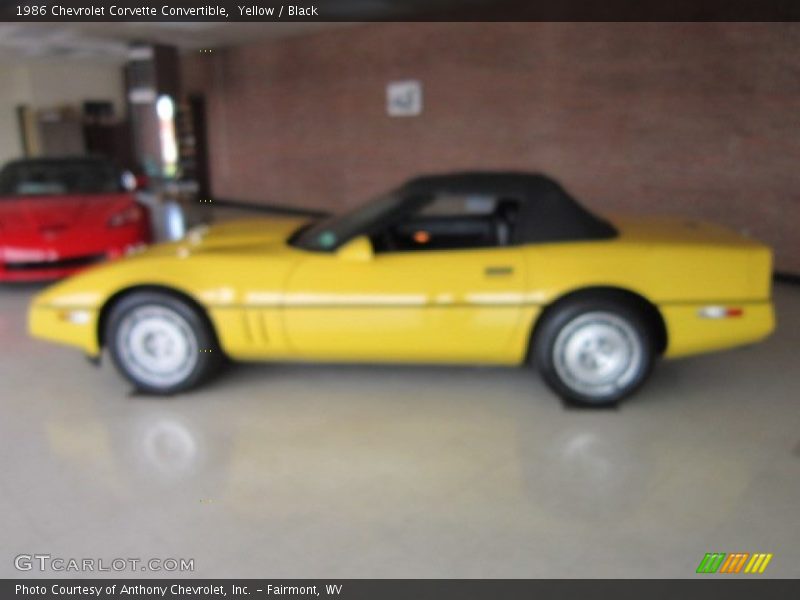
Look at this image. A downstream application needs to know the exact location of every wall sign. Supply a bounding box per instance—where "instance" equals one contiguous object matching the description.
[128,88,156,104]
[387,80,423,117]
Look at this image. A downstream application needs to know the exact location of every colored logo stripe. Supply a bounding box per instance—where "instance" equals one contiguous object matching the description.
[697,553,726,573]
[697,552,773,574]
[744,553,773,574]
[719,553,749,573]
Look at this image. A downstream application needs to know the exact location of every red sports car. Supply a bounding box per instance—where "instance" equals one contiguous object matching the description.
[0,156,151,281]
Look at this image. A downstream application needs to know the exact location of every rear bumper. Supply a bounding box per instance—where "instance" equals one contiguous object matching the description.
[661,300,775,358]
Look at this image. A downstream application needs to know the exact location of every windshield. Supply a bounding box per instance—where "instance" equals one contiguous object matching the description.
[0,159,122,197]
[291,191,419,252]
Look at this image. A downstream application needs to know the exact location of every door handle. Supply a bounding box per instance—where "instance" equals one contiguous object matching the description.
[484,266,514,277]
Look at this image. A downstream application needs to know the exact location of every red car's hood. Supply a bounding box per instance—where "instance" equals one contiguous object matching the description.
[0,193,134,234]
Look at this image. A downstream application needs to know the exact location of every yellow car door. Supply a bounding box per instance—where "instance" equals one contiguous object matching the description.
[282,242,530,364]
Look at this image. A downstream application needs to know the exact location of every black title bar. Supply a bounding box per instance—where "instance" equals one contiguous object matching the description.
[3,0,800,22]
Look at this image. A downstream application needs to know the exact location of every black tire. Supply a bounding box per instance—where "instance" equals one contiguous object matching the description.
[532,296,656,406]
[105,291,223,394]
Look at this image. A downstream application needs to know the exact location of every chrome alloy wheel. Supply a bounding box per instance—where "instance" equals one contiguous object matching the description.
[116,305,199,388]
[552,311,643,398]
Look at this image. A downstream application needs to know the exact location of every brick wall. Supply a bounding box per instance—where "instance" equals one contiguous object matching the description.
[182,23,800,273]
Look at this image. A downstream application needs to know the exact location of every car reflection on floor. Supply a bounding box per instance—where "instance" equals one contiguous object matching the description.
[1,282,799,577]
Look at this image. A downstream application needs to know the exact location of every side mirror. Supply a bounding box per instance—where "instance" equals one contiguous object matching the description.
[336,235,374,261]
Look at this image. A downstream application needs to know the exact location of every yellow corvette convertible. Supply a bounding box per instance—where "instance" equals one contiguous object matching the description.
[28,172,774,405]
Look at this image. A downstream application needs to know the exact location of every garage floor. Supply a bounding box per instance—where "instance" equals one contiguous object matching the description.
[1,282,798,578]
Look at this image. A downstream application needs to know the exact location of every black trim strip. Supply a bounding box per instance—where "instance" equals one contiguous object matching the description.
[5,253,105,272]
[774,272,800,286]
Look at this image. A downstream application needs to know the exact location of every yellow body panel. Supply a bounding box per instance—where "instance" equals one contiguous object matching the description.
[29,303,102,356]
[28,214,775,364]
[660,302,774,358]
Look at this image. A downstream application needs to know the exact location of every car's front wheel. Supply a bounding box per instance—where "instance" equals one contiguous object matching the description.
[106,291,222,394]
[533,297,656,406]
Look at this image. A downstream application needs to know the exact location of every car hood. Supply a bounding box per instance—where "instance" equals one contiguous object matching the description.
[31,216,313,310]
[0,193,135,235]
[173,216,311,254]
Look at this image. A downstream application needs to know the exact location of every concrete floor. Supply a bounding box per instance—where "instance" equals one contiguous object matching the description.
[1,282,798,579]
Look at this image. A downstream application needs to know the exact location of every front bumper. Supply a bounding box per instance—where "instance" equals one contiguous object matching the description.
[1,228,150,282]
[28,303,101,356]
[1,253,107,282]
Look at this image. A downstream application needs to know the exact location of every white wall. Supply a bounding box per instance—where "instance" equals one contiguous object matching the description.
[24,61,125,114]
[0,64,30,166]
[0,59,124,166]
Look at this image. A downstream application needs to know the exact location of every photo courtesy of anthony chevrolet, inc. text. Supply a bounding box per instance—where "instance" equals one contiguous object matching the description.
[0,0,798,598]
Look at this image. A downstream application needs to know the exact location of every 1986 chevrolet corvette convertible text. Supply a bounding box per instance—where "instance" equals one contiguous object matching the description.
[28,172,774,405]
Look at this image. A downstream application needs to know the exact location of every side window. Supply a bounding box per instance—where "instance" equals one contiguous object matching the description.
[373,194,521,252]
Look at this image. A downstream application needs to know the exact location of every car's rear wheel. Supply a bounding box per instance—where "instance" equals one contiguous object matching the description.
[106,291,222,394]
[533,297,655,406]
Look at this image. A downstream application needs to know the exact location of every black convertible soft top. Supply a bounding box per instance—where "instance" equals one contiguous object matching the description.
[399,171,617,243]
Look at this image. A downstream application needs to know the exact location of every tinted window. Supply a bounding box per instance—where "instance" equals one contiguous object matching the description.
[291,192,419,252]
[374,194,521,252]
[0,159,121,197]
